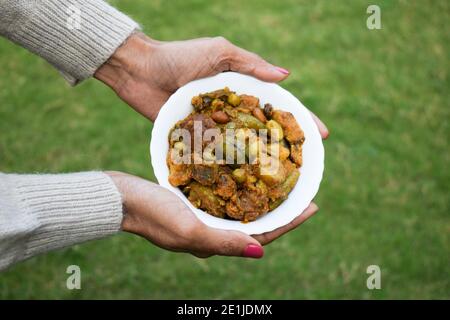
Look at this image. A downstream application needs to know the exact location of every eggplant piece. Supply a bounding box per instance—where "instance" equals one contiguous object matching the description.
[290,143,303,167]
[192,164,218,186]
[263,103,273,119]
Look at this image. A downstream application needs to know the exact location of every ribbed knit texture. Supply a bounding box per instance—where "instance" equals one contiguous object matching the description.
[0,172,123,271]
[0,0,139,85]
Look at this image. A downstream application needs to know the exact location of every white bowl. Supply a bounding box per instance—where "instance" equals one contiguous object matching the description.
[150,72,324,235]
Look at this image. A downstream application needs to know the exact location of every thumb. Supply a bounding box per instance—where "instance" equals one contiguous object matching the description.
[228,46,290,83]
[197,227,264,259]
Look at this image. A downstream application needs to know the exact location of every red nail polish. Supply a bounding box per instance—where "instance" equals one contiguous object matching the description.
[274,66,290,75]
[243,244,264,258]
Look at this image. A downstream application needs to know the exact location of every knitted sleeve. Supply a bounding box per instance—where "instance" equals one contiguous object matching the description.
[0,172,123,271]
[0,0,139,85]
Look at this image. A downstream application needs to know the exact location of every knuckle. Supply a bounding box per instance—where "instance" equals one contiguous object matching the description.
[213,36,230,47]
[173,223,204,250]
[250,52,264,64]
[219,239,237,255]
[210,36,234,65]
[181,223,203,242]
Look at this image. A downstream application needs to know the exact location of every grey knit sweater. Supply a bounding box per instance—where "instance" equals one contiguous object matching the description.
[0,0,140,271]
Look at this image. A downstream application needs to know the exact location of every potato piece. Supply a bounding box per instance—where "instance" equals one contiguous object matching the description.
[266,120,284,141]
[280,144,290,161]
[258,159,286,187]
[246,174,257,184]
[267,143,290,161]
[227,93,241,106]
[216,133,239,164]
[247,137,265,164]
[271,110,304,143]
[232,168,247,183]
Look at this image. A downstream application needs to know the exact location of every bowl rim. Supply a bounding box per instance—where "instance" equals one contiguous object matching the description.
[150,72,324,235]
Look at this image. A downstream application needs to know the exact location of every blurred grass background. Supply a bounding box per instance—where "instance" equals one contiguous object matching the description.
[0,0,448,299]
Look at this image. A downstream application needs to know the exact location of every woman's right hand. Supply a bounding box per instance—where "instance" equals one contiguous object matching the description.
[107,171,319,259]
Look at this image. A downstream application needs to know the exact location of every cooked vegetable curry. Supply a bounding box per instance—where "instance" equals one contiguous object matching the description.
[167,87,305,222]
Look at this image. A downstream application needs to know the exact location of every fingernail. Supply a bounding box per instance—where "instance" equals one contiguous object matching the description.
[243,244,264,258]
[274,66,290,75]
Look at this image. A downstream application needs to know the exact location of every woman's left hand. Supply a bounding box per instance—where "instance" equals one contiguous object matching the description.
[95,32,328,139]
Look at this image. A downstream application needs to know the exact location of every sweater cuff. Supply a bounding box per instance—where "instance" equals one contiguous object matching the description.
[8,0,139,85]
[9,172,123,261]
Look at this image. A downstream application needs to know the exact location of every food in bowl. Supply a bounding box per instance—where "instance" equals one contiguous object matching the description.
[167,87,305,222]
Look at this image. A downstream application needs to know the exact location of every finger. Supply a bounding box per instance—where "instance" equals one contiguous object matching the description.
[194,227,264,259]
[229,46,290,83]
[310,111,329,139]
[253,202,319,245]
[212,37,290,83]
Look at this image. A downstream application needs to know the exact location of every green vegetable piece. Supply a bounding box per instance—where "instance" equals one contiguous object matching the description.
[281,169,299,195]
[236,112,266,130]
[227,93,241,106]
[269,169,299,210]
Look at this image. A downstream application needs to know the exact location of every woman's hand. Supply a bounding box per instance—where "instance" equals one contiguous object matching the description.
[107,171,319,259]
[95,33,290,121]
[101,34,329,258]
[94,32,327,136]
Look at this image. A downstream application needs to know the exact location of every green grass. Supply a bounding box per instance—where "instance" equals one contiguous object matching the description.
[0,0,448,299]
